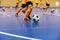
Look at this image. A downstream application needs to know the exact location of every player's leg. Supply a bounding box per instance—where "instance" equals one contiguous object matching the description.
[15,7,22,17]
[22,7,31,20]
[15,3,19,9]
[23,1,33,22]
[15,4,26,17]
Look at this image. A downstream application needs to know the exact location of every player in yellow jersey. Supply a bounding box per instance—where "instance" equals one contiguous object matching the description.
[45,0,50,10]
[35,0,39,8]
[39,0,44,8]
[15,0,20,8]
[15,0,33,22]
[23,0,33,22]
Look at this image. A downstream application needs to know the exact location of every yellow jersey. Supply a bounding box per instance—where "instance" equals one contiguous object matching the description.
[45,0,50,4]
[35,0,39,3]
[16,0,19,3]
[27,0,33,2]
[21,0,27,4]
[39,1,43,4]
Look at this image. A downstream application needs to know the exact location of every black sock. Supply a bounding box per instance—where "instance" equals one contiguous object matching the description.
[28,16,31,20]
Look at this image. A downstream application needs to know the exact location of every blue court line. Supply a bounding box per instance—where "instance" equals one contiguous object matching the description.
[0,32,42,40]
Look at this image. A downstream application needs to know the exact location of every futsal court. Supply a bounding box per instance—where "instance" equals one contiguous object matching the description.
[0,0,60,40]
[0,7,60,40]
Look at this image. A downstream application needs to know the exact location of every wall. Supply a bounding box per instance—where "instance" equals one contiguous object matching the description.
[0,0,60,7]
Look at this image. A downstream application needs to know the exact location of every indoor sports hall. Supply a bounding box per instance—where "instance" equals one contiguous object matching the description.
[0,0,60,40]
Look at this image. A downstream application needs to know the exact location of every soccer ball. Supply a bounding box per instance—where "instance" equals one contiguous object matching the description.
[32,14,40,22]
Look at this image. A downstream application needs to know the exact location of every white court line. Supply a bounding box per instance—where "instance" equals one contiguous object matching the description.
[0,32,42,40]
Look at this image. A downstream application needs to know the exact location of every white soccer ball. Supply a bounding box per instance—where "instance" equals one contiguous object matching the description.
[32,14,40,22]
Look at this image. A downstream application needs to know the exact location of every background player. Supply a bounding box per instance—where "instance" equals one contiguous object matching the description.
[45,0,50,10]
[35,0,39,8]
[15,0,21,9]
[39,0,44,8]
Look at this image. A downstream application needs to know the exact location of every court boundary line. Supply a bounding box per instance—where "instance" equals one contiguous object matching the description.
[0,32,42,40]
